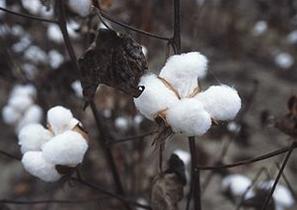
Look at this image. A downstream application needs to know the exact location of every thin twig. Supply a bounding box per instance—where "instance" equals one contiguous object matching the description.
[0,150,21,161]
[196,144,297,170]
[172,0,181,53]
[71,177,151,210]
[92,6,170,41]
[107,131,157,146]
[0,7,58,24]
[89,101,126,196]
[0,198,107,205]
[189,137,201,210]
[55,1,126,199]
[261,142,295,210]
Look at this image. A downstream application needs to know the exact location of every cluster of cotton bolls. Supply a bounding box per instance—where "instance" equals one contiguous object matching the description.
[134,52,241,137]
[19,106,88,182]
[222,174,295,210]
[2,84,42,133]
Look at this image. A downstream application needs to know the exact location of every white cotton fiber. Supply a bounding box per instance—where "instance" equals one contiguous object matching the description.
[8,95,33,113]
[22,151,61,182]
[71,80,83,98]
[275,52,294,69]
[17,105,43,132]
[47,24,63,43]
[115,116,129,131]
[195,85,241,121]
[18,124,53,154]
[159,52,208,98]
[222,174,254,199]
[166,98,211,136]
[10,84,36,99]
[42,130,88,166]
[2,105,21,125]
[47,106,74,134]
[134,74,179,120]
[68,0,92,17]
[48,50,64,69]
[173,149,191,166]
[258,181,294,208]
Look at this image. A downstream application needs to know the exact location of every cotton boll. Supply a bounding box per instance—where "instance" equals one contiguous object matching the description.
[47,24,63,43]
[68,0,92,17]
[10,84,36,99]
[252,21,267,36]
[258,181,294,208]
[71,80,83,98]
[134,74,179,120]
[8,95,33,113]
[166,98,211,136]
[142,45,148,57]
[287,30,297,44]
[275,52,294,69]
[22,151,61,182]
[115,116,129,131]
[173,149,190,166]
[42,130,88,166]
[17,105,43,132]
[47,106,74,134]
[22,0,42,15]
[2,105,21,125]
[196,85,241,121]
[24,46,48,64]
[48,50,64,69]
[18,124,53,154]
[0,0,6,17]
[222,174,254,199]
[159,52,208,98]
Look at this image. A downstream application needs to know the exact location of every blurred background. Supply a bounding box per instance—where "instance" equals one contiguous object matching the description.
[0,0,297,210]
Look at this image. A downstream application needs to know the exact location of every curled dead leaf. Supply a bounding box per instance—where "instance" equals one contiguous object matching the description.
[78,29,147,103]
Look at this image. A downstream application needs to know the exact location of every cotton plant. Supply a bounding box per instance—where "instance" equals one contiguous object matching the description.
[1,84,43,133]
[68,0,92,17]
[221,174,255,200]
[256,180,294,210]
[134,52,241,137]
[19,106,88,182]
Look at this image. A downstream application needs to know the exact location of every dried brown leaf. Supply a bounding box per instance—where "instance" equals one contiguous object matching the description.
[78,29,147,102]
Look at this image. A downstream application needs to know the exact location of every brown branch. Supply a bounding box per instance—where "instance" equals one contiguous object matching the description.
[261,142,294,210]
[0,7,58,24]
[0,150,21,161]
[107,130,157,146]
[196,143,297,170]
[0,197,107,205]
[71,177,151,210]
[92,6,170,41]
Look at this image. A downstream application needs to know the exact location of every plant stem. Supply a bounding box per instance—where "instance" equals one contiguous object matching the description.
[189,137,201,210]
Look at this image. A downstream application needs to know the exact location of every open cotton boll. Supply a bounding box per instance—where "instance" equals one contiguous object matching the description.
[8,95,33,113]
[18,124,53,154]
[196,85,241,121]
[173,149,191,166]
[134,74,179,120]
[17,105,43,132]
[10,84,36,99]
[159,52,208,98]
[42,130,88,166]
[2,105,21,125]
[47,106,74,134]
[222,174,254,199]
[68,0,92,17]
[115,116,129,131]
[22,151,61,182]
[166,98,211,136]
[48,50,64,69]
[258,181,294,208]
